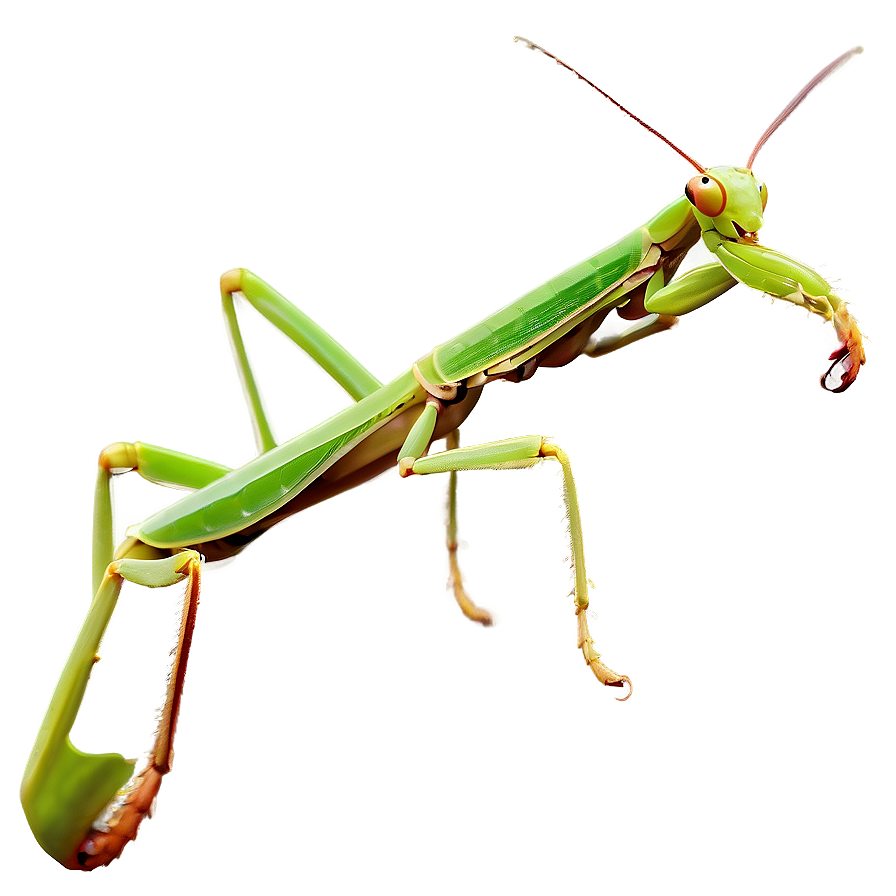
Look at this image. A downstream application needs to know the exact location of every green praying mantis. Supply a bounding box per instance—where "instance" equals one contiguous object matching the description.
[22,37,866,870]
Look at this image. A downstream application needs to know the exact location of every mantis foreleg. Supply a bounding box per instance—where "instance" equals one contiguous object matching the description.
[644,262,738,316]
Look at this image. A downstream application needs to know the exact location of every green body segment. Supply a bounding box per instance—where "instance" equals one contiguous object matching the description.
[133,371,421,548]
[422,226,650,384]
[643,195,694,243]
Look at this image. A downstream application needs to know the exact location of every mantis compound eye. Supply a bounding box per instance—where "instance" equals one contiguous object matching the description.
[685,174,727,217]
[756,178,769,211]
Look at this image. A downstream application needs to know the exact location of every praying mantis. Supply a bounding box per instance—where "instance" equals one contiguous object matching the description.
[21,37,866,870]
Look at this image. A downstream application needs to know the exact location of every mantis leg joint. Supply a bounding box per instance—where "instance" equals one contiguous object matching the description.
[98,442,138,473]
[220,267,244,295]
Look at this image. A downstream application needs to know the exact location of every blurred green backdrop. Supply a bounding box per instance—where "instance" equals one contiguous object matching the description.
[0,0,894,893]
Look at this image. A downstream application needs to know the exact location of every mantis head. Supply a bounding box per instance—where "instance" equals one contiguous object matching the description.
[685,166,767,241]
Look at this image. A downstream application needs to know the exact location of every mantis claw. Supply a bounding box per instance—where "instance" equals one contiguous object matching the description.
[821,305,865,392]
[609,675,633,702]
[576,607,632,700]
[822,343,861,392]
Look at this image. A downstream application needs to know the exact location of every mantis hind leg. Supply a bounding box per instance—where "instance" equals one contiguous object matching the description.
[72,550,201,870]
[23,441,216,868]
[21,549,201,870]
[220,268,384,453]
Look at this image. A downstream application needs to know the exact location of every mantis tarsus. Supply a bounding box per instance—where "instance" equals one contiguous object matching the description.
[22,37,866,870]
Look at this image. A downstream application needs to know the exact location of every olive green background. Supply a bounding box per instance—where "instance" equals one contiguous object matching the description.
[1,1,890,893]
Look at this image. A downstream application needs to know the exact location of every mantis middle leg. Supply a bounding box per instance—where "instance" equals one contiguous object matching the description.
[399,408,631,698]
[444,428,494,626]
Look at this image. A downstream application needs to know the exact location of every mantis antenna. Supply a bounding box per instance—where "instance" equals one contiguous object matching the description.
[514,36,706,173]
[747,46,863,168]
[516,37,863,175]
